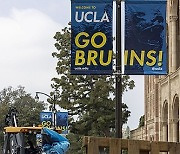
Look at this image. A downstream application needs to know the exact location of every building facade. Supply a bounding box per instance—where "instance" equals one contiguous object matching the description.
[131,0,180,142]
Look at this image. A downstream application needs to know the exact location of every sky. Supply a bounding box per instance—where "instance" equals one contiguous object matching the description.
[0,0,144,130]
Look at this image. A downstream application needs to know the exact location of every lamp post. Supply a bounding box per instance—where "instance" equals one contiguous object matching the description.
[116,0,122,138]
[35,92,56,129]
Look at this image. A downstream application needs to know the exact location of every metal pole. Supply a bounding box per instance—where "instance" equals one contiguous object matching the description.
[115,0,122,138]
[53,95,56,129]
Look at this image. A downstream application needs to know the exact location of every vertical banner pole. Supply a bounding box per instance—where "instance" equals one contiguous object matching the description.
[115,0,122,138]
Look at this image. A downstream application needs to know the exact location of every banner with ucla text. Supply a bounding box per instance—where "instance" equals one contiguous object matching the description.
[71,0,113,75]
[124,0,167,75]
[40,112,68,134]
[40,112,52,127]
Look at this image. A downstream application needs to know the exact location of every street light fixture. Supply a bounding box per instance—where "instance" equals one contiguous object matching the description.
[35,91,56,129]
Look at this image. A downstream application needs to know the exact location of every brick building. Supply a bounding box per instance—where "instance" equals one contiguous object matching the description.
[131,0,180,142]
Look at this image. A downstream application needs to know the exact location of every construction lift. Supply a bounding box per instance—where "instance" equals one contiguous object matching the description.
[2,107,69,154]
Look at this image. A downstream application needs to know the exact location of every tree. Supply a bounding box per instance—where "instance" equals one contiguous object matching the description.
[138,115,145,128]
[51,25,135,138]
[66,133,85,154]
[0,86,45,147]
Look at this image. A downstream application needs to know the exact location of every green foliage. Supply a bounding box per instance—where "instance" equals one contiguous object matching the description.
[122,150,128,154]
[51,25,135,152]
[66,133,85,154]
[0,86,45,147]
[138,115,145,128]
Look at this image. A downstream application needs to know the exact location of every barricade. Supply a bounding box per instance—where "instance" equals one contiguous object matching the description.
[83,136,180,154]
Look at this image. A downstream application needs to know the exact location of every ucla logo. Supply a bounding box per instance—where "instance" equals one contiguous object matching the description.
[75,11,110,23]
[42,114,52,119]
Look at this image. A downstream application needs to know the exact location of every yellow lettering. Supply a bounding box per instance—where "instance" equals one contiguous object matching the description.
[87,50,98,65]
[75,50,85,65]
[91,32,106,48]
[146,50,156,66]
[99,50,112,66]
[130,50,145,66]
[158,51,163,66]
[75,32,89,48]
[124,50,128,65]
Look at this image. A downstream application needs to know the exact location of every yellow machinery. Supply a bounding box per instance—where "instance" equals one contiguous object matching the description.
[3,126,43,154]
[2,107,61,154]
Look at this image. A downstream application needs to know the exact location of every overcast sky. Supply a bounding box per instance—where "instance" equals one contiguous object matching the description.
[0,0,144,130]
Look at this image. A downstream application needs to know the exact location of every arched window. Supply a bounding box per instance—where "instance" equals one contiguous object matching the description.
[172,94,179,142]
[162,101,168,141]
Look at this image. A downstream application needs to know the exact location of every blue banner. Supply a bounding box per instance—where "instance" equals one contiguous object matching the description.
[40,112,68,134]
[56,112,68,134]
[124,0,167,75]
[71,0,113,75]
[40,112,52,128]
